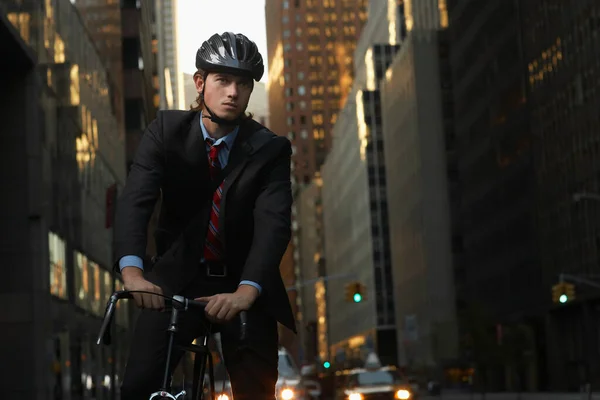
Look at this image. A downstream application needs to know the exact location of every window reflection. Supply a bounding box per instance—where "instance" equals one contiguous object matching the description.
[49,232,67,300]
[70,65,80,106]
[54,33,65,63]
[7,12,31,45]
[90,261,101,315]
[115,280,129,328]
[75,251,90,310]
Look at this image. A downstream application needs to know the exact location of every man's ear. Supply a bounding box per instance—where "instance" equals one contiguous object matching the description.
[193,73,205,94]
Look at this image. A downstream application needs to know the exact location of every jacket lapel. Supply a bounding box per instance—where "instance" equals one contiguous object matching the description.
[219,123,254,246]
[185,112,210,183]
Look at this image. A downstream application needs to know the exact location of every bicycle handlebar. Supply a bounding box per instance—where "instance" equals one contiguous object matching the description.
[96,290,248,346]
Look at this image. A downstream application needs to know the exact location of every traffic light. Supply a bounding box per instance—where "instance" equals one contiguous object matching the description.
[345,283,355,302]
[564,282,575,302]
[551,282,563,303]
[344,281,367,303]
[323,361,331,369]
[552,282,576,304]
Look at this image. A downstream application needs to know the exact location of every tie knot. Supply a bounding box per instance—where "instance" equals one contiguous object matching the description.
[206,137,224,148]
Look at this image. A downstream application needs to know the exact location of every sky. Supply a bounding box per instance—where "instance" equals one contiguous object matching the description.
[176,0,269,83]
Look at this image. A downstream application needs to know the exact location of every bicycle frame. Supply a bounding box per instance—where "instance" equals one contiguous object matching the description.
[97,290,247,400]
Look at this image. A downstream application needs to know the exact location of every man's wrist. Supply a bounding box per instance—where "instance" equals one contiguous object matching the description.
[121,266,144,280]
[236,284,259,304]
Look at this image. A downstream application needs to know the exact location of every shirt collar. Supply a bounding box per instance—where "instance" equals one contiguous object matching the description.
[200,111,239,149]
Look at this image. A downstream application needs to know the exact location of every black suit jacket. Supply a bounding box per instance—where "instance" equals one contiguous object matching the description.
[114,110,295,332]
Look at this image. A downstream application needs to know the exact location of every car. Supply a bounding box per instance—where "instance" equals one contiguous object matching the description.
[334,366,416,400]
[276,347,310,400]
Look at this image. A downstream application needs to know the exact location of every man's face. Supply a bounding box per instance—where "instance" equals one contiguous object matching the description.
[195,72,253,119]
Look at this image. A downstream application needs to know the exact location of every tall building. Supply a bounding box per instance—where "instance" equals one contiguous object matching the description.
[520,0,600,391]
[73,0,126,142]
[448,0,543,391]
[247,81,270,127]
[120,0,159,168]
[296,176,325,364]
[381,26,460,376]
[183,72,197,110]
[265,0,368,360]
[155,0,183,110]
[0,1,128,397]
[320,0,404,368]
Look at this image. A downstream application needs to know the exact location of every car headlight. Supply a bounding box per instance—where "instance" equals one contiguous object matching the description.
[348,393,364,400]
[217,395,229,400]
[281,388,294,400]
[395,389,411,399]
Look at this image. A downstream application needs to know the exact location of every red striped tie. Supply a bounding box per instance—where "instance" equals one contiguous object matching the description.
[204,139,224,261]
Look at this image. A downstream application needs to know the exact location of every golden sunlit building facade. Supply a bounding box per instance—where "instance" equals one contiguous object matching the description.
[265,0,368,362]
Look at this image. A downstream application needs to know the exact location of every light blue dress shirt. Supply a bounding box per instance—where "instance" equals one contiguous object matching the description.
[119,112,262,294]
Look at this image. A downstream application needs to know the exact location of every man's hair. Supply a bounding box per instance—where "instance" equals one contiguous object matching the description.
[189,69,254,121]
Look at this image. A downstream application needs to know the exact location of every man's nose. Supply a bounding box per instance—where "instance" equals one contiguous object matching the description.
[227,83,239,98]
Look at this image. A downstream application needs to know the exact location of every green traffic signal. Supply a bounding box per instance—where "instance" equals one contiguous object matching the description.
[323,361,331,369]
[353,293,362,303]
[559,294,568,304]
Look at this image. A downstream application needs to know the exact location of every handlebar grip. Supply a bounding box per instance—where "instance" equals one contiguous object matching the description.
[96,301,116,345]
[187,299,208,309]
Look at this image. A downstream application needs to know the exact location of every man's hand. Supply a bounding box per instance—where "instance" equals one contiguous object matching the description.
[121,266,164,310]
[197,285,259,323]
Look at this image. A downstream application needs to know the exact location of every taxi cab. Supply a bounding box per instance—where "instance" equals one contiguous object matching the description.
[334,354,414,400]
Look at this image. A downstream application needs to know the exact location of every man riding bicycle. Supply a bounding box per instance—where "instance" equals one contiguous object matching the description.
[114,32,295,400]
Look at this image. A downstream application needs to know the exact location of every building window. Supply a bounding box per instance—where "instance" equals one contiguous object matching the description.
[298,85,306,96]
[74,251,91,311]
[297,71,305,80]
[300,115,307,125]
[301,129,309,139]
[296,42,303,51]
[288,131,296,140]
[283,0,289,9]
[282,15,289,24]
[287,117,295,126]
[49,232,67,300]
[299,101,307,109]
[287,102,295,111]
[284,30,291,38]
[114,280,129,327]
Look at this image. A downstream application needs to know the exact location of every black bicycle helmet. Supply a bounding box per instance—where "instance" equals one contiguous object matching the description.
[196,32,264,82]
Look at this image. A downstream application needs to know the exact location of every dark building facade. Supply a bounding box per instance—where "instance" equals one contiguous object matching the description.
[0,1,130,398]
[448,0,545,391]
[520,0,600,391]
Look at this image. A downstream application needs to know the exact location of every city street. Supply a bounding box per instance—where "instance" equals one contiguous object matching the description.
[422,392,600,400]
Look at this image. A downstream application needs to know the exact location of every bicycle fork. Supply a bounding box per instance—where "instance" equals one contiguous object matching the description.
[161,306,214,400]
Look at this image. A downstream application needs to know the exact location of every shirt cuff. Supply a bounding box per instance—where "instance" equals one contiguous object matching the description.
[119,255,144,272]
[239,280,262,295]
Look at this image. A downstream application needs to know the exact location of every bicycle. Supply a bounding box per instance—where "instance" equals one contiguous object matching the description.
[96,289,248,400]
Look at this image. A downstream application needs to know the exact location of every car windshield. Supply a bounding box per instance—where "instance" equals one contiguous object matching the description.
[278,353,300,379]
[348,370,402,386]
